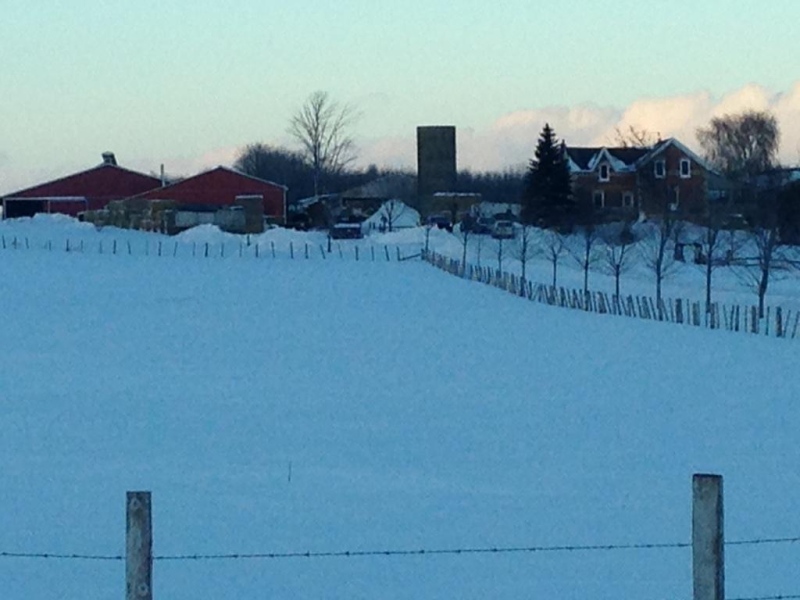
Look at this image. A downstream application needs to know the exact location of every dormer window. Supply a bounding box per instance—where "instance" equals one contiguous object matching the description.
[680,158,691,178]
[654,160,666,179]
[599,163,610,182]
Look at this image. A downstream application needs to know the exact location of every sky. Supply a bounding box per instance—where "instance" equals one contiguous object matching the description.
[1,0,799,194]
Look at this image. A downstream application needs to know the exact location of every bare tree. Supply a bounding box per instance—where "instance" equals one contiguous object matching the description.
[493,236,506,273]
[569,223,602,296]
[697,110,780,182]
[454,222,472,274]
[288,91,360,197]
[511,224,537,285]
[636,211,684,310]
[474,231,485,267]
[696,202,742,315]
[423,221,434,258]
[377,199,410,233]
[599,222,637,299]
[614,125,659,149]
[737,184,793,318]
[539,229,567,288]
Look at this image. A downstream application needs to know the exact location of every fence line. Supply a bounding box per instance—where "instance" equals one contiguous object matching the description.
[0,233,414,264]
[423,251,798,340]
[2,534,797,562]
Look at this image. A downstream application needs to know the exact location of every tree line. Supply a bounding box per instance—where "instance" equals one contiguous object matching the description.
[234,90,525,206]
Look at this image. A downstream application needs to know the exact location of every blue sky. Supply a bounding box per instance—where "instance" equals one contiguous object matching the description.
[2,0,799,192]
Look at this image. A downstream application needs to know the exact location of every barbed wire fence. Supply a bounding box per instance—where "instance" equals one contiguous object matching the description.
[2,535,799,562]
[1,476,798,600]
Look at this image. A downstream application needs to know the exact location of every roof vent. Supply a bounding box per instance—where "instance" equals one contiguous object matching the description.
[102,152,117,166]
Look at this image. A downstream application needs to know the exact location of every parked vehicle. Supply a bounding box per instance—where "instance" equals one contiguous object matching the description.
[426,214,452,232]
[330,216,364,239]
[491,220,516,239]
[473,216,495,234]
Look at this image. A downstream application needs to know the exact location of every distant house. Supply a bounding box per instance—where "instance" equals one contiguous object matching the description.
[1,153,162,219]
[131,166,287,234]
[565,138,727,222]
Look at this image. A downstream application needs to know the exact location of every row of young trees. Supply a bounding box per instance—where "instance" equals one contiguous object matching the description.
[448,217,799,320]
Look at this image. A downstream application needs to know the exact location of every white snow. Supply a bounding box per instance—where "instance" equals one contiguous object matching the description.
[0,216,799,599]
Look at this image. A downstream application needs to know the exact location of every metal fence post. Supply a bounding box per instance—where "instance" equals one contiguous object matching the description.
[127,491,153,600]
[693,474,724,600]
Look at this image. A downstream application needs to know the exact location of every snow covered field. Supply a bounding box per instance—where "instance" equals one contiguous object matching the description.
[1,217,799,599]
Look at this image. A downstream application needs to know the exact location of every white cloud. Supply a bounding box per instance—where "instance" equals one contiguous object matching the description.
[3,83,799,196]
[356,81,800,173]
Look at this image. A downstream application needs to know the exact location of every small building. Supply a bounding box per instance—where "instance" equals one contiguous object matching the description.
[130,166,287,234]
[1,153,162,219]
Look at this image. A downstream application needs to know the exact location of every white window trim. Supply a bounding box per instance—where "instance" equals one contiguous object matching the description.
[593,190,605,209]
[654,160,666,179]
[599,163,610,182]
[622,192,635,208]
[680,158,691,179]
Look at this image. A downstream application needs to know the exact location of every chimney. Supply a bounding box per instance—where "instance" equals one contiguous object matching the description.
[101,152,117,166]
[160,164,166,187]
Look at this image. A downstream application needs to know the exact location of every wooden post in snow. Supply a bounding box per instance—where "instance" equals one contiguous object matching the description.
[693,474,724,600]
[126,491,153,600]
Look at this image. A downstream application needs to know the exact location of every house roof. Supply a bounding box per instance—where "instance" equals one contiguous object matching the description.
[636,138,716,173]
[2,162,162,203]
[565,146,650,171]
[566,138,718,175]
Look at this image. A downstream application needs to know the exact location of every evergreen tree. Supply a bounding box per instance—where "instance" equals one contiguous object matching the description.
[521,124,574,228]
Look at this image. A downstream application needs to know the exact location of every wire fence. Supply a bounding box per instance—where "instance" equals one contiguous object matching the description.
[2,534,797,562]
[424,250,800,340]
[0,232,418,263]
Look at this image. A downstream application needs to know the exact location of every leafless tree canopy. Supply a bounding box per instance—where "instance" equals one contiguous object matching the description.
[288,91,360,196]
[613,125,659,149]
[511,225,537,282]
[696,110,780,181]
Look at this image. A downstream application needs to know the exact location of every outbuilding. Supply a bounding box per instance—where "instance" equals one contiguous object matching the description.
[1,153,162,219]
[133,166,287,234]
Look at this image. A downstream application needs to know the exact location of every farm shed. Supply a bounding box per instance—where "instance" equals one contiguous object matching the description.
[1,153,162,219]
[133,166,287,234]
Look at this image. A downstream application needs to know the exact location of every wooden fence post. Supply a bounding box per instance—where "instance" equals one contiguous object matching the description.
[693,474,724,600]
[126,491,153,600]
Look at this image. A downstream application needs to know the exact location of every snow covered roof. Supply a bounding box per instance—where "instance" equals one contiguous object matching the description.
[565,146,650,173]
[635,138,717,174]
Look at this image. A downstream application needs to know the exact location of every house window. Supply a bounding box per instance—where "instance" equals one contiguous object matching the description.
[680,158,691,178]
[654,160,666,179]
[599,163,610,182]
[593,190,605,209]
[622,192,635,208]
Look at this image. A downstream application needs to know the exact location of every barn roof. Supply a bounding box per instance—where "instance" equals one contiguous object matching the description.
[133,166,287,214]
[3,162,162,204]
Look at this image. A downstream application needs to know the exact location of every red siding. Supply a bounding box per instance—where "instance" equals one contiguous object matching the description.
[136,167,286,219]
[5,164,162,215]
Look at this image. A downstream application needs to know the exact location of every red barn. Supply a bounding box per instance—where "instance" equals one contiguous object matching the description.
[2,153,162,219]
[134,166,287,222]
